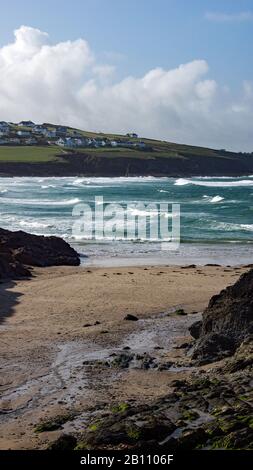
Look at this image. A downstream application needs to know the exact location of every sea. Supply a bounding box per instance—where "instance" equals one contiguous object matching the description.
[0,176,252,266]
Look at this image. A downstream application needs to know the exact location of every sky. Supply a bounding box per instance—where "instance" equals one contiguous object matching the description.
[0,0,252,151]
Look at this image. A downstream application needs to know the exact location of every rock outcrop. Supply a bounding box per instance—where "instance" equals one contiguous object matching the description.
[0,228,80,280]
[45,269,253,451]
[192,269,253,364]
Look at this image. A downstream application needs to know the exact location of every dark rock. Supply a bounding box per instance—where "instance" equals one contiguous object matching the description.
[181,265,196,269]
[192,333,236,364]
[222,336,253,373]
[48,434,77,451]
[0,251,31,279]
[193,269,253,363]
[173,309,187,316]
[189,320,203,339]
[171,380,188,388]
[137,354,156,370]
[124,314,139,321]
[111,353,134,369]
[0,227,80,280]
[174,342,190,349]
[177,428,207,450]
[157,362,173,371]
[205,264,220,267]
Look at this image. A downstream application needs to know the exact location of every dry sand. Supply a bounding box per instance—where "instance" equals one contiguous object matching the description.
[0,264,248,449]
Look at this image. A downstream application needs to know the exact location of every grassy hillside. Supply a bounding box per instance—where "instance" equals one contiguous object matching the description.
[0,125,252,176]
[0,124,249,162]
[0,146,64,163]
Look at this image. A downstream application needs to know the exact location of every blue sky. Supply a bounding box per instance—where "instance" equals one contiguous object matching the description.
[1,0,252,87]
[0,0,253,149]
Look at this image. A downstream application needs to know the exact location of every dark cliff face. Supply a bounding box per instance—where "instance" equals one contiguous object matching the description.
[0,151,253,177]
[0,228,80,280]
[192,269,253,364]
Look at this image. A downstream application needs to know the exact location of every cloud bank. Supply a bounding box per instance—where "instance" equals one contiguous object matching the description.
[0,25,252,151]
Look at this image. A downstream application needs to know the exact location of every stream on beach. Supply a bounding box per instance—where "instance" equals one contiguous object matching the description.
[0,311,201,445]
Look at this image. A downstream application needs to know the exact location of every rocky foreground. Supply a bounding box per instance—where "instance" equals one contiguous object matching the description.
[50,270,253,451]
[0,228,80,279]
[0,232,252,451]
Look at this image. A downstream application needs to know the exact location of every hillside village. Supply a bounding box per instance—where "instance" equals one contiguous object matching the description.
[0,121,149,151]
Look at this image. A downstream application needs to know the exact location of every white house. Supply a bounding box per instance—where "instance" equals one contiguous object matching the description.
[17,130,32,137]
[56,138,66,147]
[110,140,118,147]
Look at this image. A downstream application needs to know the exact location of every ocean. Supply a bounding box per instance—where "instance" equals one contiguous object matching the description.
[0,176,253,266]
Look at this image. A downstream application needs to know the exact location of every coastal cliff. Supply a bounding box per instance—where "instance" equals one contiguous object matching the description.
[0,150,253,177]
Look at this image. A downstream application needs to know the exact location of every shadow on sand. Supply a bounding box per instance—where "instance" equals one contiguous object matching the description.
[0,279,25,325]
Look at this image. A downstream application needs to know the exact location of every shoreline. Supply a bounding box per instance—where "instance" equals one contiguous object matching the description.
[0,264,249,449]
[75,241,253,268]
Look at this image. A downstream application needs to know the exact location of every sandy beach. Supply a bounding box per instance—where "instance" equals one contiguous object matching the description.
[0,264,249,449]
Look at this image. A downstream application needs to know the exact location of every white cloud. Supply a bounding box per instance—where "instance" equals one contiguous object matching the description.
[0,25,253,151]
[205,11,253,22]
[92,64,116,79]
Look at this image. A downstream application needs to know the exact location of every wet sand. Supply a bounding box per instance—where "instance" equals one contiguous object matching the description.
[0,264,248,449]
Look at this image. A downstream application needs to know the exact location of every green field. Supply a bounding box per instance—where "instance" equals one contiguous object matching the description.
[0,146,64,163]
[74,147,184,160]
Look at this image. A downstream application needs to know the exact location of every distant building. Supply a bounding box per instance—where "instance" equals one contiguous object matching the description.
[134,141,147,149]
[33,125,47,135]
[110,140,118,147]
[46,129,57,138]
[9,138,21,145]
[19,121,35,128]
[94,139,106,147]
[56,138,66,147]
[56,126,67,137]
[72,130,84,137]
[126,133,138,138]
[0,121,10,130]
[120,141,135,148]
[17,130,32,137]
[56,137,76,148]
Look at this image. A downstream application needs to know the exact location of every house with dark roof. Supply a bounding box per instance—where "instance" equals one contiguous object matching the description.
[18,121,35,127]
[56,126,67,137]
[0,121,10,130]
[126,133,138,138]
